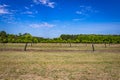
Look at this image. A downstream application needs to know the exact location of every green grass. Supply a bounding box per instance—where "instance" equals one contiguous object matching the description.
[0,51,120,80]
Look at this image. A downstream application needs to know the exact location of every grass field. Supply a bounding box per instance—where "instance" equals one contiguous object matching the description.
[0,43,120,80]
[0,43,120,52]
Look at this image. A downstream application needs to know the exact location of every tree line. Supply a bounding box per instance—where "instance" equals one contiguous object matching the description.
[0,31,120,44]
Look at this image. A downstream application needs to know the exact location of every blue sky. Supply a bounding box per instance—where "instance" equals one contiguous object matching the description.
[0,0,120,38]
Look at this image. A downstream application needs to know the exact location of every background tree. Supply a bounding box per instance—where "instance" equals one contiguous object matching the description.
[21,33,33,51]
[0,31,120,44]
[0,31,7,43]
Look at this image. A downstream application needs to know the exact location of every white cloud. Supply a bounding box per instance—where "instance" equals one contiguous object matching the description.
[76,5,98,16]
[73,19,81,21]
[30,4,34,7]
[29,22,55,28]
[22,10,38,15]
[33,0,39,4]
[0,4,10,14]
[25,6,29,10]
[0,4,8,8]
[0,9,9,14]
[40,0,47,4]
[24,5,38,15]
[47,2,55,8]
[0,14,17,24]
[33,0,55,8]
[73,18,85,21]
[23,11,33,14]
[76,11,82,14]
[74,5,99,21]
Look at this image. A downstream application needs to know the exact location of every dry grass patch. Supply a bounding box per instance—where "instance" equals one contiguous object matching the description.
[0,51,120,80]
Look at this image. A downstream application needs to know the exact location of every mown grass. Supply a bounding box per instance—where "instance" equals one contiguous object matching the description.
[0,51,120,80]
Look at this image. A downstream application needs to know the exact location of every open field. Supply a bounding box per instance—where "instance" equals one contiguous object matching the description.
[0,43,120,80]
[0,43,120,52]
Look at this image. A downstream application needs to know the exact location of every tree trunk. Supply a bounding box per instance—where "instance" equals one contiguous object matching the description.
[2,43,6,50]
[85,43,87,47]
[69,43,71,47]
[109,43,111,46]
[104,43,107,48]
[92,43,95,52]
[24,43,28,51]
[31,43,32,47]
[59,43,62,47]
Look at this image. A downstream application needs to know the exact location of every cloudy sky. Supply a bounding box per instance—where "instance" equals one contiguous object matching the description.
[0,0,120,38]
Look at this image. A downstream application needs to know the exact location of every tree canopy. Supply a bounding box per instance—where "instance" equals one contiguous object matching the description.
[0,31,120,43]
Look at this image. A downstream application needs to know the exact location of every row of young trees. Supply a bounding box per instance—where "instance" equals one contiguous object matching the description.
[60,34,120,43]
[0,31,38,43]
[0,31,120,44]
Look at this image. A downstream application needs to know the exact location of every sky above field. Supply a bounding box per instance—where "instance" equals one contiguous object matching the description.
[0,0,120,38]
